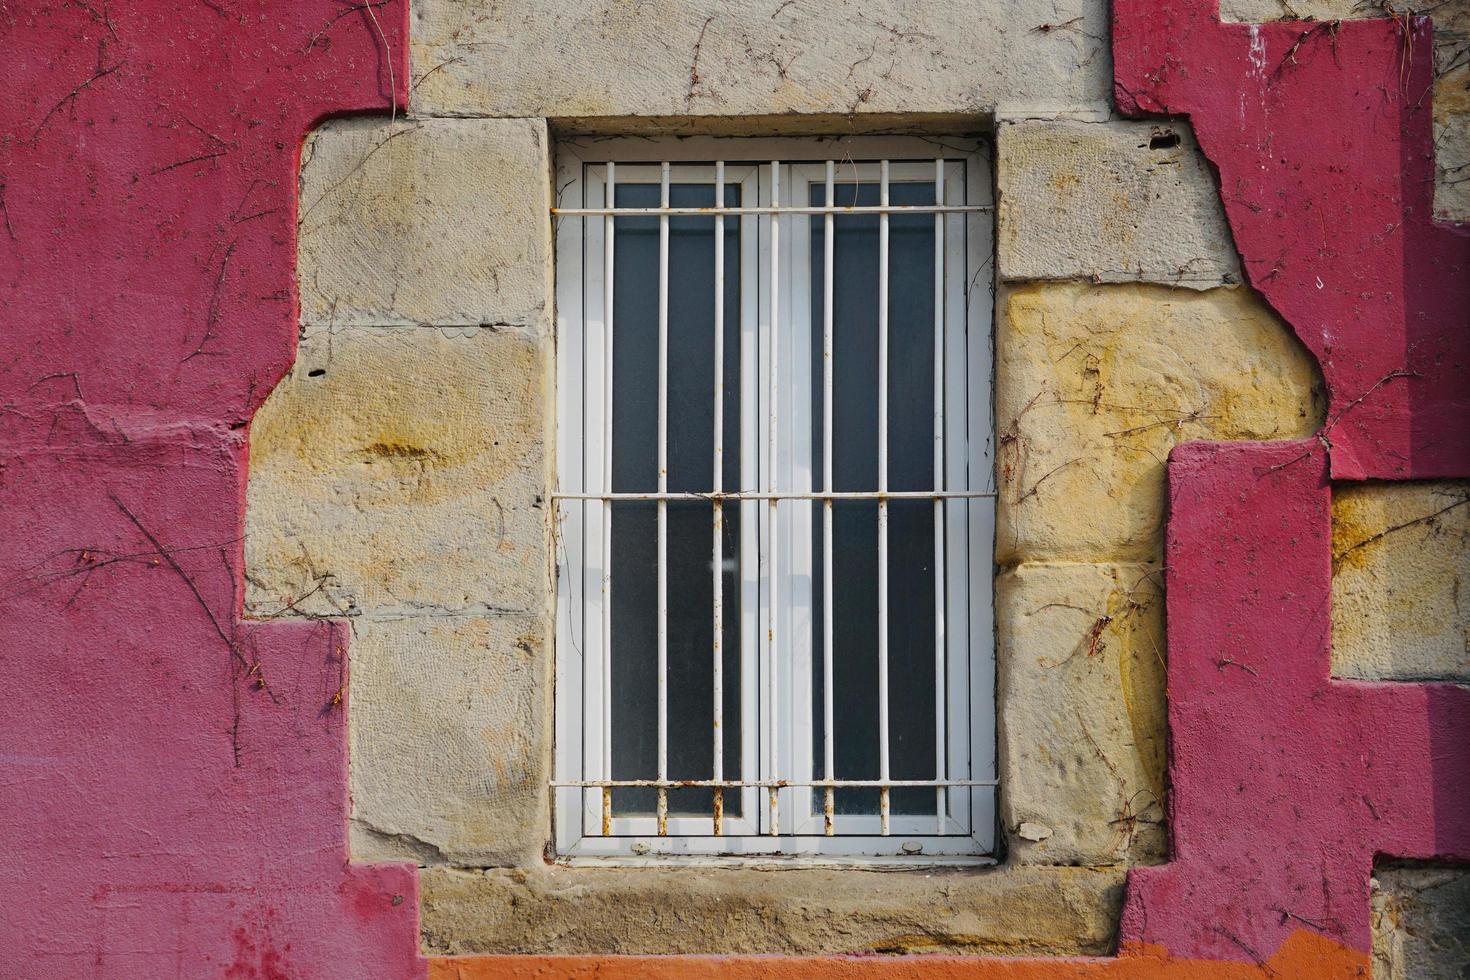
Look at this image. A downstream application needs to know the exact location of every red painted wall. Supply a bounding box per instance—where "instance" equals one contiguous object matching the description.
[0,3,423,976]
[1,1,1465,977]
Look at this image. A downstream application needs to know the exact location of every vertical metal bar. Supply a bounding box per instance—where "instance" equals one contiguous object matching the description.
[932,158,948,835]
[767,159,780,838]
[602,162,616,835]
[712,161,725,836]
[821,160,836,837]
[877,159,891,837]
[656,161,670,837]
[739,171,759,840]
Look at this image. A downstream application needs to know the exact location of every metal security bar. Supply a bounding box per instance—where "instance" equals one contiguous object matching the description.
[553,143,995,858]
[552,204,991,216]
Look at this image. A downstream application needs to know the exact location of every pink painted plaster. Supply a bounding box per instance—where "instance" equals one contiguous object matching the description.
[1114,0,1470,480]
[1119,440,1470,962]
[0,2,423,976]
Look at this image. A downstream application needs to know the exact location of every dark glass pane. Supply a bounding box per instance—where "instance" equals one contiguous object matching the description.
[665,501,743,816]
[820,499,880,815]
[809,179,939,817]
[886,499,938,814]
[609,180,741,819]
[609,500,657,813]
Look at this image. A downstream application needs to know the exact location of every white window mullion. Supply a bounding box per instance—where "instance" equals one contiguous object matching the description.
[876,159,891,838]
[784,166,816,838]
[932,156,948,835]
[553,150,589,854]
[963,150,997,850]
[655,162,671,836]
[821,160,836,837]
[764,159,781,838]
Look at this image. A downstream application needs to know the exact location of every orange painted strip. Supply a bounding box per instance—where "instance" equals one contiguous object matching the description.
[428,930,1368,980]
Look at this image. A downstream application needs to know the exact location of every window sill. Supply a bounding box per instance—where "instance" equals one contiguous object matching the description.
[551,853,999,871]
[419,862,1124,957]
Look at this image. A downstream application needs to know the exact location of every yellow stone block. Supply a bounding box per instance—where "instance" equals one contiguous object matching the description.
[298,117,552,329]
[1332,480,1470,680]
[998,561,1167,865]
[1435,58,1470,223]
[348,613,549,866]
[997,120,1240,288]
[997,282,1324,565]
[244,324,550,617]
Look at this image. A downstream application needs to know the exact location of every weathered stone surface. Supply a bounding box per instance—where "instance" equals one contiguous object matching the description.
[1435,57,1470,223]
[1371,864,1470,979]
[1331,480,1470,680]
[298,117,552,329]
[996,282,1324,565]
[420,864,1124,955]
[998,562,1166,866]
[348,613,549,867]
[245,324,549,617]
[1220,0,1446,22]
[409,0,1111,119]
[997,120,1241,288]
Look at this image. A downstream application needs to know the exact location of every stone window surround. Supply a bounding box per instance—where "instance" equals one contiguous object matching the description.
[245,110,1326,955]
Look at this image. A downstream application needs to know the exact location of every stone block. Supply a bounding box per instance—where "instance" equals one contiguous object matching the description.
[298,117,552,329]
[996,282,1324,565]
[348,613,549,866]
[1435,58,1469,223]
[1371,864,1470,980]
[244,324,549,618]
[408,0,1111,119]
[997,562,1167,866]
[419,863,1124,955]
[997,119,1241,288]
[1220,0,1443,21]
[1331,480,1470,680]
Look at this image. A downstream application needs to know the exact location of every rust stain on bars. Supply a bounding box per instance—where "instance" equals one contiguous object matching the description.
[824,787,835,836]
[712,788,724,836]
[880,786,891,836]
[657,788,668,836]
[601,787,612,837]
[768,787,779,836]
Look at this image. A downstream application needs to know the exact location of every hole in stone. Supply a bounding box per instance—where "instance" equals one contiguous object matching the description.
[307,368,326,377]
[1149,132,1180,150]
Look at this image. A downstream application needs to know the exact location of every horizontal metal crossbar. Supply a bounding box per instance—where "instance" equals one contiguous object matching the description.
[552,490,997,502]
[552,204,992,217]
[554,779,998,789]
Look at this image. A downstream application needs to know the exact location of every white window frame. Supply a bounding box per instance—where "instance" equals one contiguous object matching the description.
[552,135,996,862]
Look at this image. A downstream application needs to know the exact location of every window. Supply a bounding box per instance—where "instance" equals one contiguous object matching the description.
[553,136,995,859]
